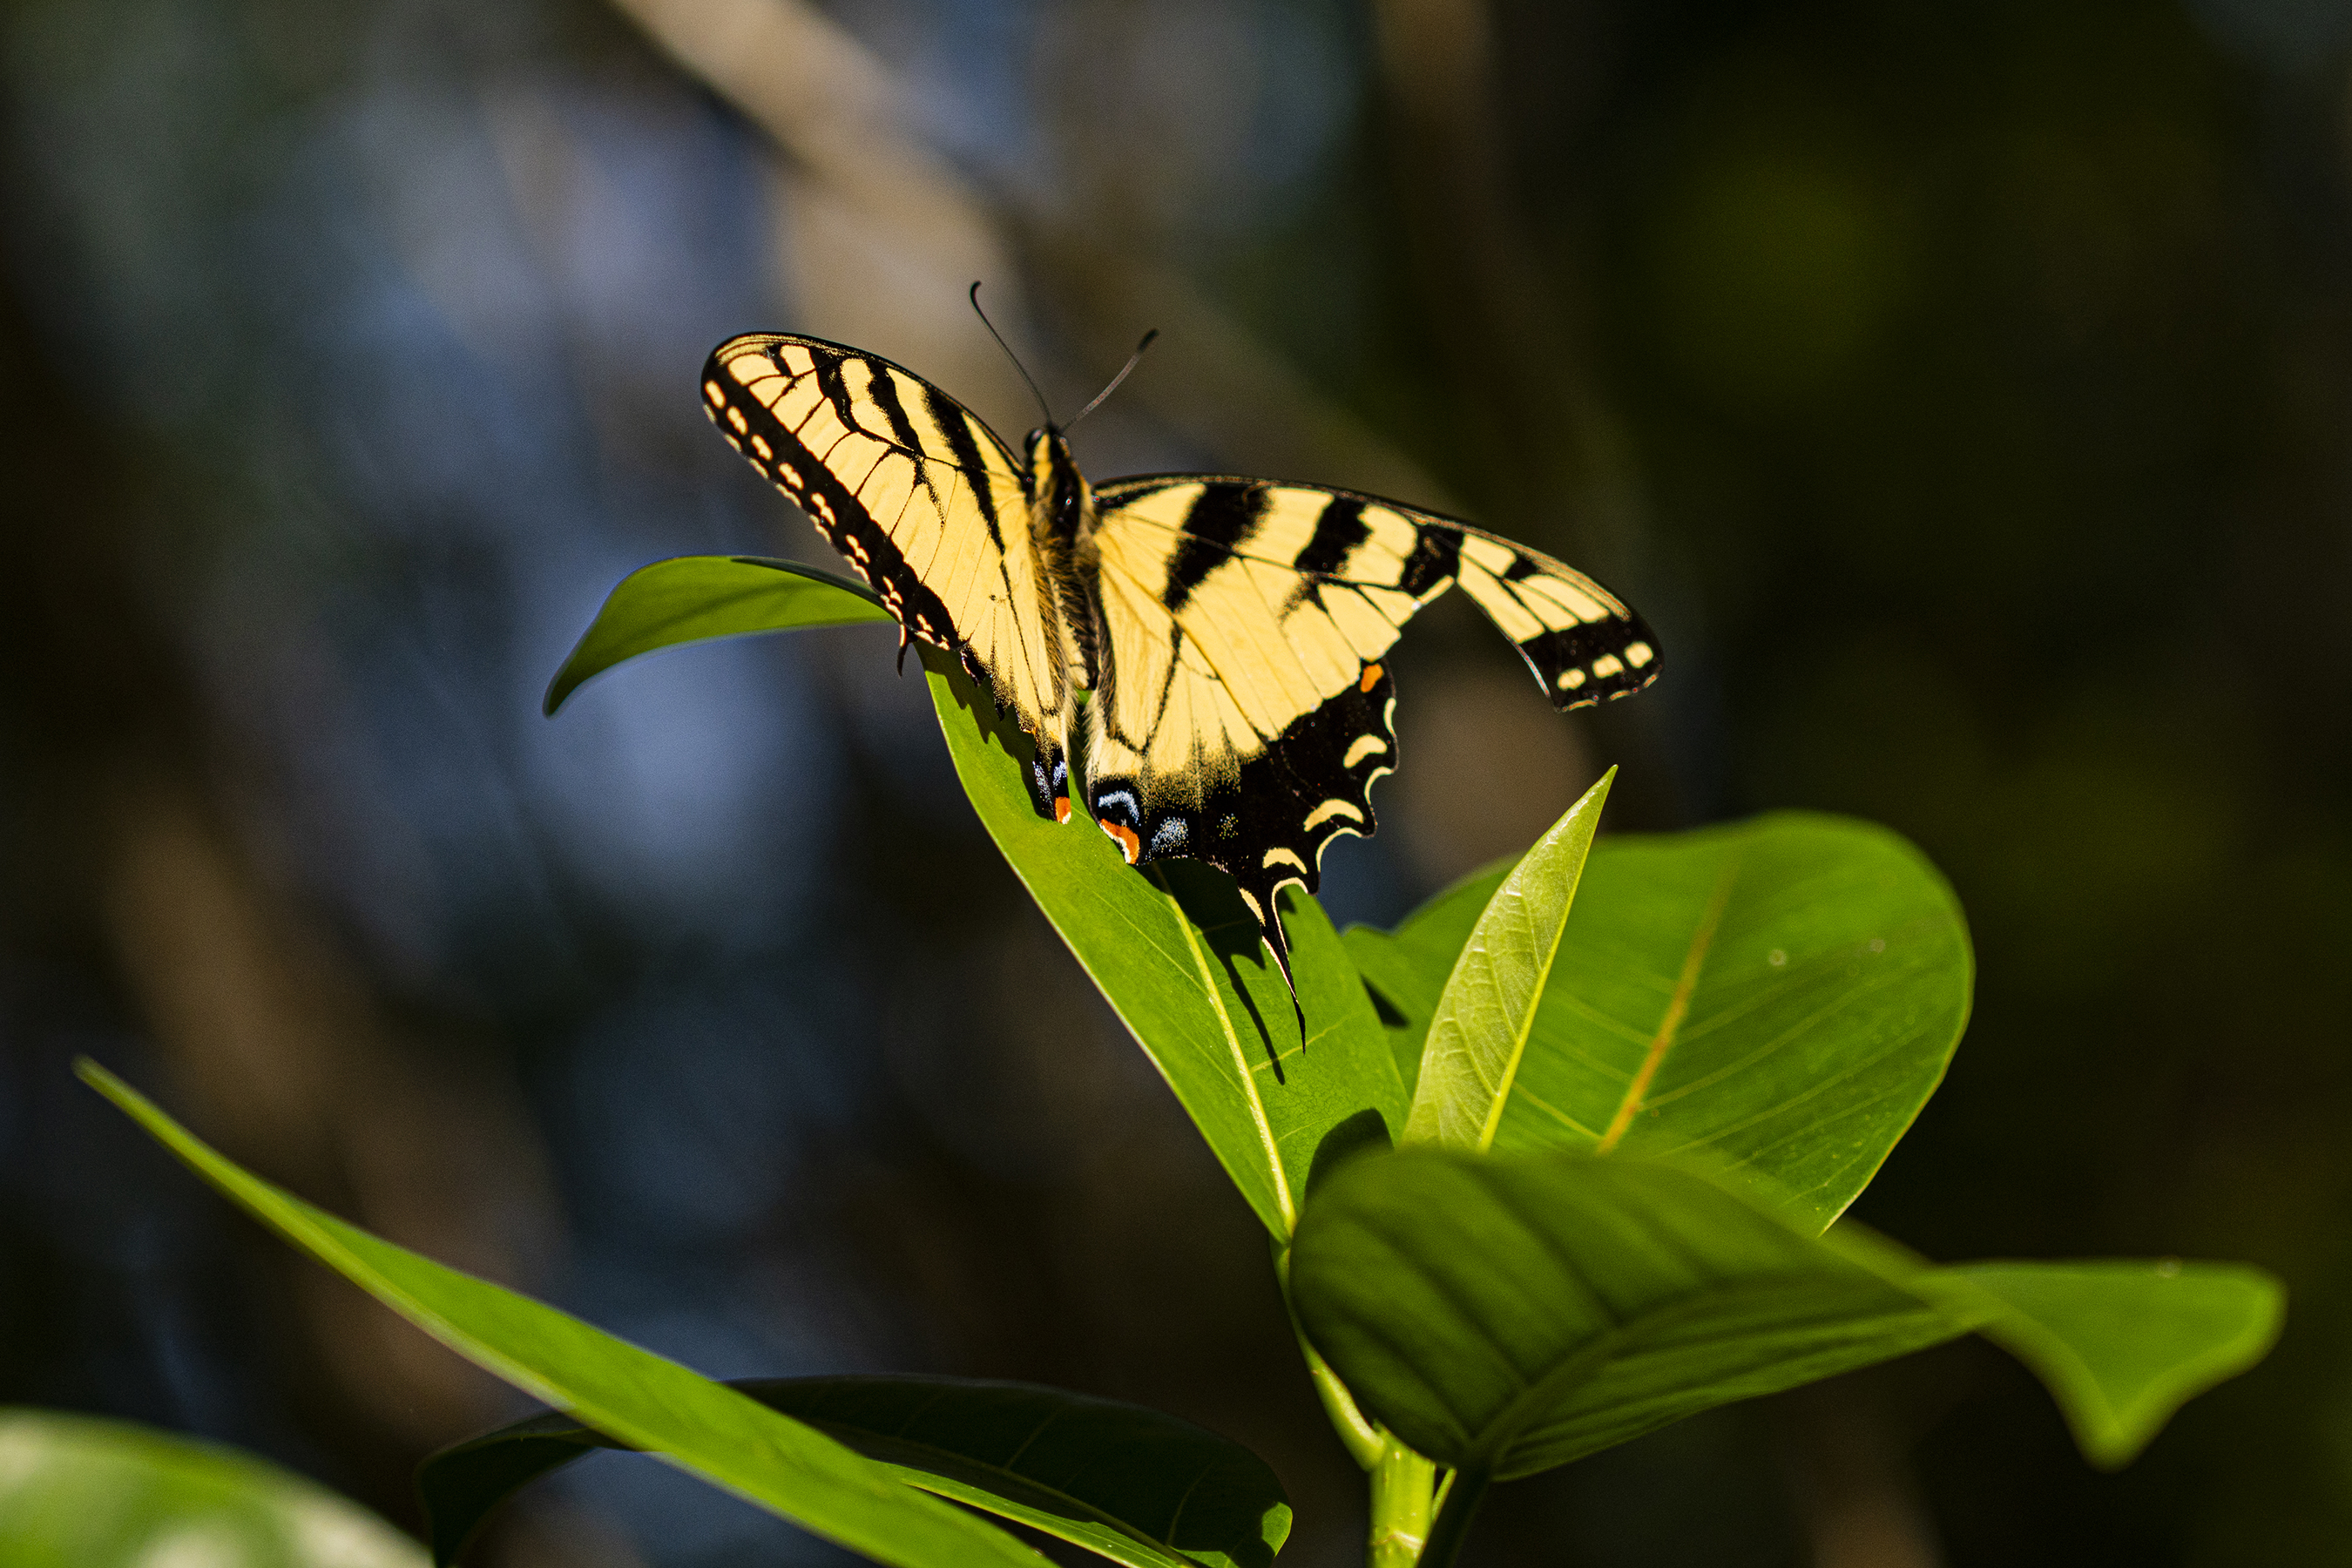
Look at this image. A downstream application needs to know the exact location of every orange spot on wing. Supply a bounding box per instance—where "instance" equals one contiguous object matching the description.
[1359,662,1384,693]
[1054,796,1072,823]
[1098,818,1142,864]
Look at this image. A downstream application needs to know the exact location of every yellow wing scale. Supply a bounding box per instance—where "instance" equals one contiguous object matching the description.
[704,335,1079,818]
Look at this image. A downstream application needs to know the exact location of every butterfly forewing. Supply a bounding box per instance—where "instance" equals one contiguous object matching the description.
[703,335,1076,816]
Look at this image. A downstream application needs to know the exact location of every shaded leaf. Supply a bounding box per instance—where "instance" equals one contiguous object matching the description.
[1290,1149,2282,1485]
[1938,1260,2285,1468]
[421,1375,1291,1568]
[921,650,1407,1240]
[544,555,889,714]
[0,1408,424,1567]
[1402,773,1612,1151]
[78,1062,1049,1568]
[1347,814,1970,1229]
[1288,1147,1960,1479]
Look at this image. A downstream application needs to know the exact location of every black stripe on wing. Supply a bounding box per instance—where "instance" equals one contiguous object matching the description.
[1089,664,1398,998]
[1163,483,1266,614]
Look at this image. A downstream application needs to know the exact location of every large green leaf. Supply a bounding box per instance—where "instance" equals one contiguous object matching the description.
[420,1375,1291,1568]
[1288,1147,1961,1481]
[922,650,1407,1241]
[1936,1261,2283,1469]
[78,1063,1049,1568]
[1402,773,1612,1151]
[543,557,1406,1243]
[1345,813,1970,1229]
[1288,1149,2283,1488]
[0,1408,425,1567]
[544,555,890,714]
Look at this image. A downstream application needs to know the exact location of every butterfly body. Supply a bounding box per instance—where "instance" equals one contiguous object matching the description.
[703,332,1661,996]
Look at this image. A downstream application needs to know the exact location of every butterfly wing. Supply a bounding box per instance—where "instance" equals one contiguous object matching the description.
[1086,476,1661,983]
[704,335,1076,817]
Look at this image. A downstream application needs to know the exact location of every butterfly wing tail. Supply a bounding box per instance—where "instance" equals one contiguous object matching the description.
[1243,876,1307,1036]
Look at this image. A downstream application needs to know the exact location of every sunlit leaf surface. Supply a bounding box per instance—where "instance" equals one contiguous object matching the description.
[542,556,1406,1243]
[0,1408,424,1567]
[544,555,890,714]
[78,1063,1050,1568]
[922,650,1406,1241]
[421,1375,1291,1568]
[1348,813,1970,1228]
[1402,772,1611,1151]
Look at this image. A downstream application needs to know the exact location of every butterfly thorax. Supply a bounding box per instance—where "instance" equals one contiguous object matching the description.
[1025,427,1102,691]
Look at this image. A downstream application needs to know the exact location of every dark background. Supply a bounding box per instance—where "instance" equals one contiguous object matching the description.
[3,0,2347,1562]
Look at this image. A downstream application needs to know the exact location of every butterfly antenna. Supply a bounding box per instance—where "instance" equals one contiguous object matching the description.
[969,281,1055,429]
[1066,328,1159,431]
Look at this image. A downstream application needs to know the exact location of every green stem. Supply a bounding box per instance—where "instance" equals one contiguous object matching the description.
[1368,1440,1440,1567]
[1416,1467,1491,1568]
[1274,1241,1384,1470]
[1270,1242,1440,1563]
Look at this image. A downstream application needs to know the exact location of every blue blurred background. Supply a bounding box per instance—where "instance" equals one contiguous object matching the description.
[2,0,2348,1563]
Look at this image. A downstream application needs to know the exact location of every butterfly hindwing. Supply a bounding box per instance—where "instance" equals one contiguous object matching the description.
[703,335,1077,817]
[1085,476,1660,973]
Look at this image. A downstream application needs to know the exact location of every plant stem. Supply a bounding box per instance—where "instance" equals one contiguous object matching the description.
[1368,1438,1439,1568]
[1274,1241,1384,1469]
[1416,1466,1491,1568]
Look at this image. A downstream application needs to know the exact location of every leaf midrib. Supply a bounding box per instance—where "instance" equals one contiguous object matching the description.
[1154,865,1295,1234]
[1592,858,1740,1154]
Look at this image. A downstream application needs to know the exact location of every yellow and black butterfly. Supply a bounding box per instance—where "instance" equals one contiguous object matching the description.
[700,321,1661,997]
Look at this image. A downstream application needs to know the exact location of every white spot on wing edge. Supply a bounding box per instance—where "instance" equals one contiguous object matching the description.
[1261,846,1308,873]
[1342,733,1388,767]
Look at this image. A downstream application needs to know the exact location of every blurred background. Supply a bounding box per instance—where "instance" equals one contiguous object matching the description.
[2,0,2347,1562]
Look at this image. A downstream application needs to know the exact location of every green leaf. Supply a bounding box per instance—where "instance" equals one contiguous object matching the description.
[0,1408,425,1567]
[1938,1260,2285,1469]
[921,651,1407,1241]
[544,555,890,714]
[1401,772,1612,1151]
[420,1376,1291,1568]
[77,1062,1049,1568]
[1343,857,1513,1101]
[542,561,1405,1242]
[1287,1147,1963,1482]
[1346,813,1971,1229]
[1289,1149,2284,1490]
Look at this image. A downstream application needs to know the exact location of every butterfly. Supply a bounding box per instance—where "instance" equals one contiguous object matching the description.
[700,326,1661,1000]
